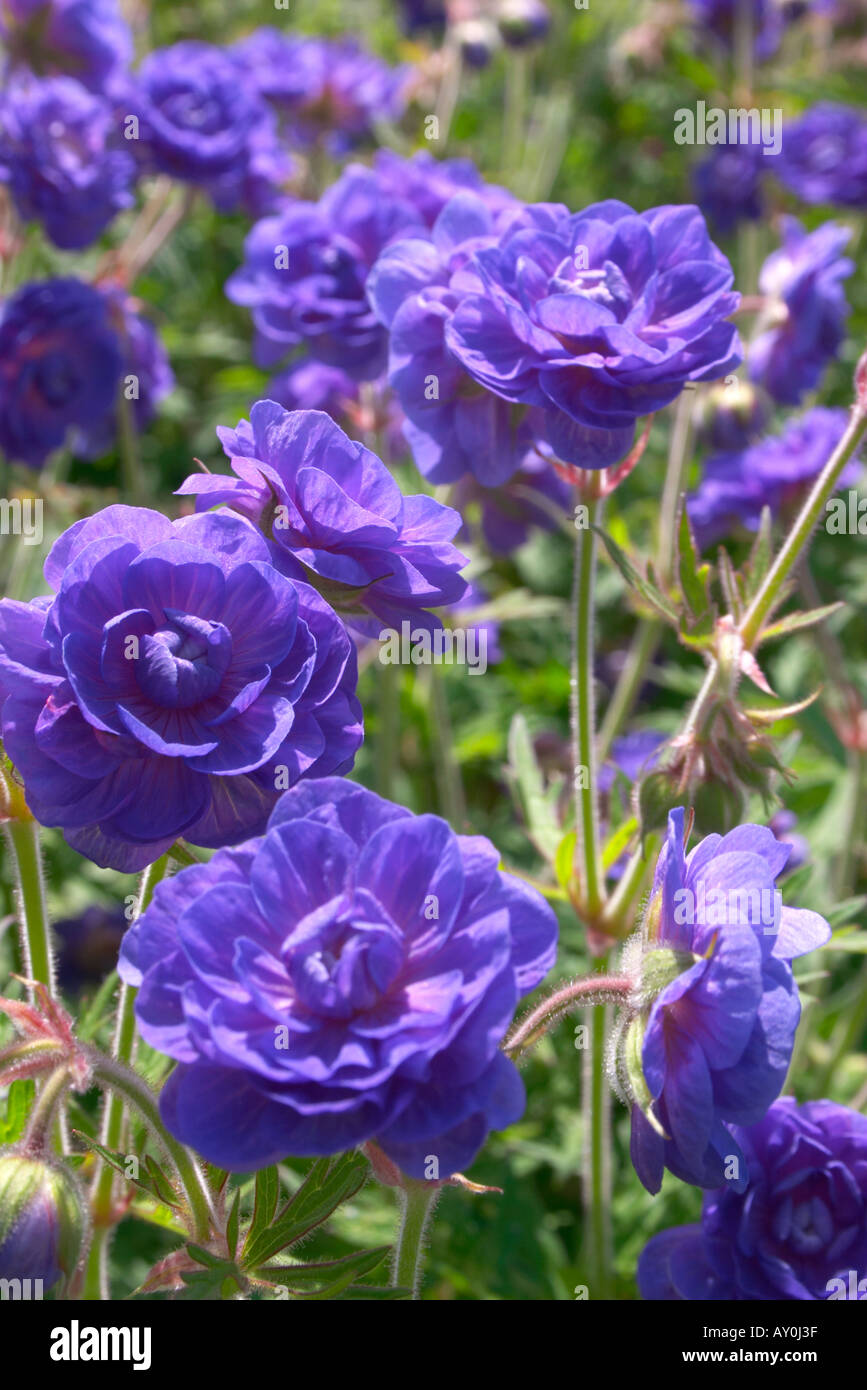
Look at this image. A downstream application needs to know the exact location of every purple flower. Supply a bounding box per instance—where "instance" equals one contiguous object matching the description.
[371,149,515,229]
[176,402,467,635]
[0,1156,87,1290]
[74,286,174,458]
[0,506,362,871]
[775,103,867,209]
[395,0,447,35]
[599,731,666,797]
[624,809,830,1194]
[55,903,127,992]
[0,278,123,469]
[231,30,409,153]
[368,191,552,484]
[749,217,853,405]
[693,143,765,236]
[0,75,136,249]
[498,0,552,47]
[0,0,132,92]
[226,165,427,379]
[266,362,407,463]
[689,407,861,547]
[638,1099,867,1299]
[129,42,291,213]
[442,199,742,469]
[688,0,784,59]
[453,451,572,552]
[118,777,558,1176]
[768,809,809,873]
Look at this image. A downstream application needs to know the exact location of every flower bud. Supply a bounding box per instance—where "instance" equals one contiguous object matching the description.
[0,1154,88,1290]
[497,0,551,48]
[696,379,770,452]
[453,18,499,67]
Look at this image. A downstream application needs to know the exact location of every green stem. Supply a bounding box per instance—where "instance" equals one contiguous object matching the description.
[392,1180,438,1299]
[427,667,466,828]
[4,817,55,996]
[88,1051,214,1244]
[22,1065,70,1155]
[84,853,173,1298]
[571,488,605,920]
[738,403,867,650]
[583,954,613,1299]
[600,831,659,936]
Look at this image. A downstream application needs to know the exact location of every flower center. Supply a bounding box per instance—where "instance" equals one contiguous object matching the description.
[551,256,634,322]
[285,899,404,1019]
[136,610,232,708]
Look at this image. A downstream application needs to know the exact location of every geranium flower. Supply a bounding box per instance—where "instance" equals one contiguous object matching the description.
[638,1098,867,1299]
[0,506,362,871]
[119,777,559,1177]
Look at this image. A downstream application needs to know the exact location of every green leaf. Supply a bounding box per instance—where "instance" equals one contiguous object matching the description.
[675,503,712,619]
[594,526,678,624]
[73,1132,183,1211]
[242,1152,369,1269]
[744,506,774,598]
[256,1245,389,1299]
[77,970,120,1042]
[226,1188,241,1261]
[602,817,638,870]
[0,1079,34,1144]
[553,830,576,891]
[243,1166,280,1260]
[506,713,562,863]
[760,603,845,642]
[825,896,867,930]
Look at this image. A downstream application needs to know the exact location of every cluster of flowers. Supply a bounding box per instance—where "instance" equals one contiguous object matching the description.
[0,0,414,468]
[687,0,867,232]
[0,2,862,1302]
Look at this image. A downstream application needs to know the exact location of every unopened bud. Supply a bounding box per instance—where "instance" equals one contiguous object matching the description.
[497,0,551,47]
[0,1154,88,1290]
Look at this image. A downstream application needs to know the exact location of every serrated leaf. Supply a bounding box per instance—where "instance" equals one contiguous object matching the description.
[74,1132,185,1211]
[243,1166,280,1259]
[226,1188,241,1261]
[257,1245,389,1299]
[242,1151,369,1269]
[744,507,774,597]
[145,1154,181,1209]
[593,526,679,623]
[759,603,845,642]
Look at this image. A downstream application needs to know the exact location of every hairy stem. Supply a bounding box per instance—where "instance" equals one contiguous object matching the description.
[5,817,55,997]
[392,1180,439,1299]
[584,954,613,1299]
[505,975,632,1057]
[571,488,605,920]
